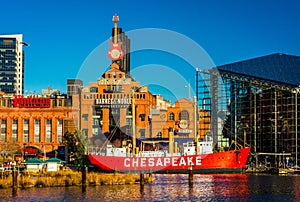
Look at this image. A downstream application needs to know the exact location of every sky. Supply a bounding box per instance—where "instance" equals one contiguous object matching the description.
[2,0,300,102]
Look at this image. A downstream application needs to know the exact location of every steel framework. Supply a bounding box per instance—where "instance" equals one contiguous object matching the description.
[196,68,300,167]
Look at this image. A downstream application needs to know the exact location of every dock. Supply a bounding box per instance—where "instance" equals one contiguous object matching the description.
[245,167,300,175]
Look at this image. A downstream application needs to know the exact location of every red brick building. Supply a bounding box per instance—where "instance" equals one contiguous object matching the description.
[0,92,74,154]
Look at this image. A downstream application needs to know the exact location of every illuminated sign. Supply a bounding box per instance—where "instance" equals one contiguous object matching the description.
[95,98,131,108]
[175,129,192,134]
[23,147,39,154]
[97,78,130,85]
[95,98,131,105]
[13,95,51,108]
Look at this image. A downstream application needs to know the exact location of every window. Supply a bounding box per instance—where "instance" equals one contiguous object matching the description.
[118,85,122,92]
[34,120,40,142]
[1,120,6,142]
[111,108,119,115]
[126,106,132,115]
[119,73,122,78]
[107,74,111,78]
[140,129,145,138]
[52,100,56,107]
[46,119,52,142]
[12,119,18,142]
[57,120,63,142]
[179,110,189,120]
[126,118,132,126]
[169,113,175,121]
[23,120,29,142]
[139,114,145,121]
[82,114,88,122]
[157,132,162,138]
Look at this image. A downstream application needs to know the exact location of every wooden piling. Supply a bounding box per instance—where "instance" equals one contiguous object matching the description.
[140,173,145,186]
[81,166,87,193]
[188,167,193,187]
[140,173,145,194]
[12,169,18,197]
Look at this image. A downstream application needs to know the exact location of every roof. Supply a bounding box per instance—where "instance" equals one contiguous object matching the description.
[23,158,43,164]
[216,53,300,87]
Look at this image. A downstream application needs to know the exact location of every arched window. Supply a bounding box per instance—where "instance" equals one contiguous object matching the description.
[157,132,162,138]
[179,110,189,120]
[168,112,175,121]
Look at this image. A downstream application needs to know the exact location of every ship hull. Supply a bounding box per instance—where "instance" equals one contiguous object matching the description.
[87,147,250,174]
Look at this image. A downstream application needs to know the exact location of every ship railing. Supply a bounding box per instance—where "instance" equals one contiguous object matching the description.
[141,150,166,157]
[183,142,195,148]
[85,146,106,156]
[85,146,183,157]
[141,151,182,157]
[199,136,213,143]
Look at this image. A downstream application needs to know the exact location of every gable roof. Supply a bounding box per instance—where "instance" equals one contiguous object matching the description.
[216,53,300,87]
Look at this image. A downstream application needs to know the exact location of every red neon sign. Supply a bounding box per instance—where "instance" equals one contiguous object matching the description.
[13,95,51,108]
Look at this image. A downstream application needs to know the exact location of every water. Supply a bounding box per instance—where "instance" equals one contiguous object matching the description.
[0,174,299,201]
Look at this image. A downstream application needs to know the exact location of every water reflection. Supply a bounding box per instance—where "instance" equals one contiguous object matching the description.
[0,174,299,201]
[144,174,249,201]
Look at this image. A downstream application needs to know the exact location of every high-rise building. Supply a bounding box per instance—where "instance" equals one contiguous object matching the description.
[0,34,27,95]
[67,79,83,97]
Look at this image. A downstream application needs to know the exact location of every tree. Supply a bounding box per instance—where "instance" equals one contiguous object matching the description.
[62,131,88,166]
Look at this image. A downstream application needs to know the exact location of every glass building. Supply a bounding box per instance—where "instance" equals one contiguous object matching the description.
[0,34,26,94]
[196,53,300,167]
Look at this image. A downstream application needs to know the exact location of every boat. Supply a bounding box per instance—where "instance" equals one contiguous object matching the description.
[289,165,300,174]
[87,137,250,174]
[278,166,300,175]
[86,93,250,174]
[278,168,289,174]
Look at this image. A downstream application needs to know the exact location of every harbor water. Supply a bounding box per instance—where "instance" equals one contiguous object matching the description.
[0,173,299,201]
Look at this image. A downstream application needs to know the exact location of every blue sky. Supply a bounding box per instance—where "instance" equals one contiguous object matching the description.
[2,0,300,102]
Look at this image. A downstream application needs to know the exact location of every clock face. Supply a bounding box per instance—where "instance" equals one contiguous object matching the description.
[110,49,121,59]
[179,120,188,129]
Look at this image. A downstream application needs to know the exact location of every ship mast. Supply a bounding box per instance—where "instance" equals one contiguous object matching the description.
[132,93,136,154]
[194,96,199,155]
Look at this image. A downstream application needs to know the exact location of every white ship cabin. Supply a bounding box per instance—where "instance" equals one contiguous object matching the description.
[198,136,213,154]
[106,144,127,156]
[183,136,213,156]
[98,136,213,157]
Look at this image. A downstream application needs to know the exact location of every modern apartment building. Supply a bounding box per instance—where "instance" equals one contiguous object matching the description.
[0,34,27,95]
